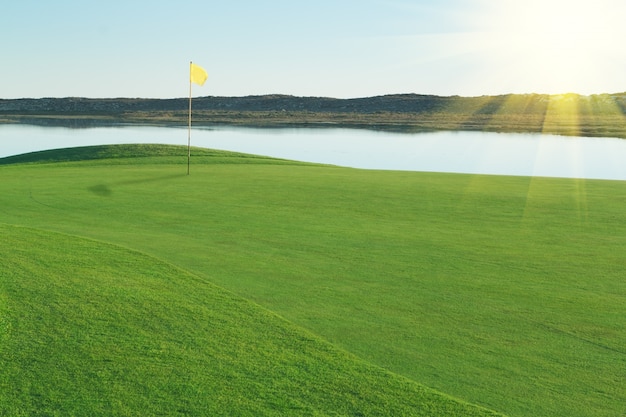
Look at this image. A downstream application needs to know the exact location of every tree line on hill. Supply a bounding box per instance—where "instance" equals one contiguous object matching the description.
[1,93,626,137]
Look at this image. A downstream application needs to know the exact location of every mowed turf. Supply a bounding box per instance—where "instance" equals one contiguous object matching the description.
[1,144,625,417]
[1,224,500,417]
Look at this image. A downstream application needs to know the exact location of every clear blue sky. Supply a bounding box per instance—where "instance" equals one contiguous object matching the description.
[2,0,625,99]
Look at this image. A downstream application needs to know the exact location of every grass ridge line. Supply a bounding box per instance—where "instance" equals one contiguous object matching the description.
[0,143,312,166]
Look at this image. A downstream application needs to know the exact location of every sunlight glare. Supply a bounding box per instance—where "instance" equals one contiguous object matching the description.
[473,0,626,94]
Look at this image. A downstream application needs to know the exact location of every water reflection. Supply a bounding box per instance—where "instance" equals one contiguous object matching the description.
[1,124,626,181]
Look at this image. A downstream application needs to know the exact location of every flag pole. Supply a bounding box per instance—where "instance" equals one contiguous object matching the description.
[187,61,192,175]
[188,61,207,175]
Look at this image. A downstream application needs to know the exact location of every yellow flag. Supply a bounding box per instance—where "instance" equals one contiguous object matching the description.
[190,62,208,86]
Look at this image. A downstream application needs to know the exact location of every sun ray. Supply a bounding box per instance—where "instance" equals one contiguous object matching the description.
[572,178,589,223]
[542,94,581,136]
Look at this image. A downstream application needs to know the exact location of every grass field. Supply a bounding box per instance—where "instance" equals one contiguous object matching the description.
[1,144,624,416]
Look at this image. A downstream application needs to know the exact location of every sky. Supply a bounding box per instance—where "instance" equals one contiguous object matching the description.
[2,0,625,99]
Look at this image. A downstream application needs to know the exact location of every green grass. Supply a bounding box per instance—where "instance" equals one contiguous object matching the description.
[1,224,498,417]
[0,144,304,166]
[1,144,625,416]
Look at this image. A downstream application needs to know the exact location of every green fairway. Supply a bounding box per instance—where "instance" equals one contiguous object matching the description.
[1,144,625,416]
[1,224,499,416]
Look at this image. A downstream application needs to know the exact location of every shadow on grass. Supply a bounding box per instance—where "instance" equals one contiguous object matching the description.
[88,173,187,197]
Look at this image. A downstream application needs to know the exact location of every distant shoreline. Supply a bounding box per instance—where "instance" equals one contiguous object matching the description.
[2,93,626,138]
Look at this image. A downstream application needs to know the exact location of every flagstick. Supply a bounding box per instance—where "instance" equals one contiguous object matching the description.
[187,61,192,175]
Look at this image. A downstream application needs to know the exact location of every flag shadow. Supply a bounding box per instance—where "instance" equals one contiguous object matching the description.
[88,173,187,197]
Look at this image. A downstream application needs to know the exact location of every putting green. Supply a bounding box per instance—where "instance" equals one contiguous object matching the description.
[1,144,624,417]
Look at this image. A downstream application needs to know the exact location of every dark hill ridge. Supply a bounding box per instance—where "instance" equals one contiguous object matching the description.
[2,93,626,137]
[3,93,626,114]
[0,94,473,114]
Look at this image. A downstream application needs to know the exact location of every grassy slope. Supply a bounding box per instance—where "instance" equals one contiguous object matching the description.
[0,224,498,417]
[1,145,625,416]
[0,144,304,166]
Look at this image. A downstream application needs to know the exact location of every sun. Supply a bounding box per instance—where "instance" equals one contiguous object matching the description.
[472,0,625,94]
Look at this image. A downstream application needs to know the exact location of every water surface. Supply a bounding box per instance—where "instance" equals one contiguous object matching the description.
[1,124,625,181]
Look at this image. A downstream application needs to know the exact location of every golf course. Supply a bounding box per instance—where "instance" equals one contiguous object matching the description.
[1,143,624,416]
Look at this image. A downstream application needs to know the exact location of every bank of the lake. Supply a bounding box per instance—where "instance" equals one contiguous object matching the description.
[2,92,626,137]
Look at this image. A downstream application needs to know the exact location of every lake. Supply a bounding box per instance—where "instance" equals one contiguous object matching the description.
[1,124,626,181]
